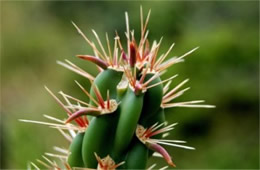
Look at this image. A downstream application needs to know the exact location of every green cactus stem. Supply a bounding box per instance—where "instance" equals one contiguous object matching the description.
[67,132,85,167]
[113,87,144,157]
[21,7,215,170]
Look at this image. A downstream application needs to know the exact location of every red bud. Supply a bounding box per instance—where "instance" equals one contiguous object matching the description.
[130,42,137,67]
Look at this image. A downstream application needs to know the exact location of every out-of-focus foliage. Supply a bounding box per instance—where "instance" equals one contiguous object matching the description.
[1,1,259,169]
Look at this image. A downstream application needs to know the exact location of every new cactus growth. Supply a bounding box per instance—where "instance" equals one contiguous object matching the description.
[21,7,215,170]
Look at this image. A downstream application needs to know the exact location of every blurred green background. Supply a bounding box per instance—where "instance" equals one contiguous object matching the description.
[1,1,259,169]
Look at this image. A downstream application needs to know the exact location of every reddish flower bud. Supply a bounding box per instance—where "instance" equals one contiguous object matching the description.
[130,42,137,67]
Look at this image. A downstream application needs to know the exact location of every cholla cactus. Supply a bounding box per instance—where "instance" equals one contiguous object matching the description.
[21,7,215,170]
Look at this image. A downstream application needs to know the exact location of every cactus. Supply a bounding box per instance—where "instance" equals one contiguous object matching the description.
[21,7,215,170]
